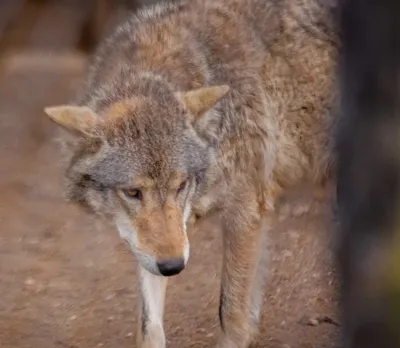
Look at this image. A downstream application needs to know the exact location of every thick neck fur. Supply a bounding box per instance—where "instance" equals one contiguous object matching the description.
[76,0,283,136]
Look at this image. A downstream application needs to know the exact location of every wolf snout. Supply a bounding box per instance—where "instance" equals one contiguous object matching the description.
[156,258,185,276]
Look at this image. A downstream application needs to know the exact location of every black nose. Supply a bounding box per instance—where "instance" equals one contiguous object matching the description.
[157,258,185,276]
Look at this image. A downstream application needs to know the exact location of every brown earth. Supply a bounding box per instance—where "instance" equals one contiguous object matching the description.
[0,1,340,347]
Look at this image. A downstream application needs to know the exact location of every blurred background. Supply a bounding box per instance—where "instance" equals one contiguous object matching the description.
[0,1,341,348]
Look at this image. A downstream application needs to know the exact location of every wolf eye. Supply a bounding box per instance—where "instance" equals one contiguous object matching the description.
[177,180,187,193]
[123,188,142,200]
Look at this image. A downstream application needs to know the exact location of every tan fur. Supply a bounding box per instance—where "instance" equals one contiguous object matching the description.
[44,105,98,136]
[104,99,140,121]
[45,0,339,347]
[176,85,230,118]
[129,187,187,260]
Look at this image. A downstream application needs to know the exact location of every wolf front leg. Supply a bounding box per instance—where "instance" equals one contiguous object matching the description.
[136,265,168,348]
[217,206,270,348]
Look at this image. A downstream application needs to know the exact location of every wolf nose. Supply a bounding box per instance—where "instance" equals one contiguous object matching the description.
[157,258,185,276]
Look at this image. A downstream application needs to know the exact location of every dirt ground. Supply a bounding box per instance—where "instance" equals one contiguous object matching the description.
[0,2,340,347]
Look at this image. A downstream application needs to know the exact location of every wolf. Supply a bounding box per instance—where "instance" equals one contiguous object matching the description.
[44,0,339,347]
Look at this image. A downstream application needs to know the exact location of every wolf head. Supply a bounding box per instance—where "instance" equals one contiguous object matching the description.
[45,79,229,276]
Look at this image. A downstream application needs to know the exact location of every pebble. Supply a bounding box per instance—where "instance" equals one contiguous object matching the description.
[24,278,35,285]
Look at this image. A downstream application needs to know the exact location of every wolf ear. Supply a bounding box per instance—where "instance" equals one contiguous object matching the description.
[44,105,99,137]
[175,85,230,119]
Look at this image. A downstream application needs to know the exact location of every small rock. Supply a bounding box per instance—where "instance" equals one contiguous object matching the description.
[318,315,340,326]
[27,239,39,245]
[299,315,340,327]
[289,230,300,239]
[24,278,35,285]
[105,293,115,301]
[282,250,293,258]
